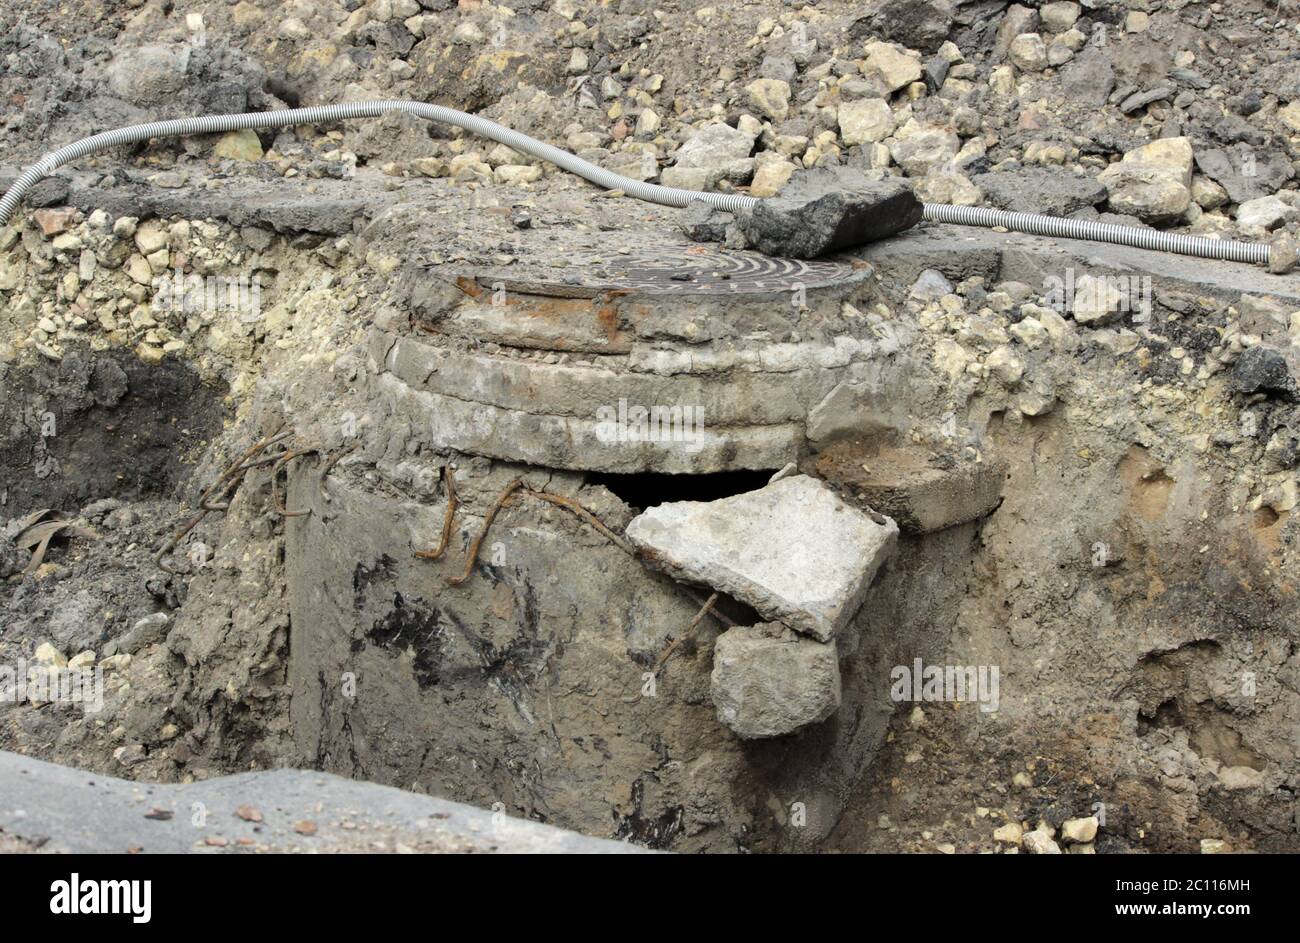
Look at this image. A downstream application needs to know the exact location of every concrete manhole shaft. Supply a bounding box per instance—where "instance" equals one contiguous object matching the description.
[472,247,869,297]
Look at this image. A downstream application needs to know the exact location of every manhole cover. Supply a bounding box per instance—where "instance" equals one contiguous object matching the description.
[474,247,869,298]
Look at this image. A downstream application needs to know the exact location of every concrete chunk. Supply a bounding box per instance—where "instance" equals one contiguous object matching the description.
[815,443,1007,534]
[740,167,923,259]
[711,623,841,739]
[625,474,898,640]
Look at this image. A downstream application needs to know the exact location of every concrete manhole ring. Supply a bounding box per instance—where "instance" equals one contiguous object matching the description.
[474,247,869,298]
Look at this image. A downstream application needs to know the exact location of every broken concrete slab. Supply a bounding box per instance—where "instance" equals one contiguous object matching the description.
[0,750,647,854]
[740,167,923,259]
[711,623,841,739]
[814,442,1008,534]
[625,474,898,640]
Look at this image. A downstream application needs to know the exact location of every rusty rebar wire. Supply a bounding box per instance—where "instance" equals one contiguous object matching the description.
[654,591,719,674]
[270,447,319,518]
[447,477,523,586]
[415,465,459,561]
[154,429,291,570]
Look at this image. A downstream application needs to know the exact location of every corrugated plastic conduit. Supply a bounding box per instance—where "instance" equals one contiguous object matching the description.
[0,100,1276,265]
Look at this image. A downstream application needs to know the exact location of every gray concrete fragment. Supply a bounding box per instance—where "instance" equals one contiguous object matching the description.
[711,623,841,739]
[815,444,1008,535]
[740,167,923,259]
[625,474,898,640]
[0,750,646,854]
[1195,145,1295,205]
[973,168,1108,217]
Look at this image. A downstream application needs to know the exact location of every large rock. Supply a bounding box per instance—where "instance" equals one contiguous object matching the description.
[104,44,191,105]
[838,98,896,145]
[862,41,924,93]
[625,474,899,641]
[973,168,1107,216]
[1061,48,1115,106]
[1232,345,1297,399]
[993,4,1040,60]
[848,0,955,55]
[741,167,923,259]
[1097,137,1194,224]
[1237,195,1299,231]
[745,79,792,122]
[1008,33,1049,72]
[669,122,757,185]
[711,623,842,739]
[1196,145,1294,204]
[889,124,961,177]
[814,444,1007,535]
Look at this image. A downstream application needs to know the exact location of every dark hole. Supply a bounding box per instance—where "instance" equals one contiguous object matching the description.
[1137,698,1182,736]
[586,468,778,512]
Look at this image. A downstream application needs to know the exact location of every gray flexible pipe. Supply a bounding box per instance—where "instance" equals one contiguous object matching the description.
[0,99,1277,265]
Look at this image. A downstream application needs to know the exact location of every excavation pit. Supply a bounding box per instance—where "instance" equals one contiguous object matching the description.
[2,174,1298,854]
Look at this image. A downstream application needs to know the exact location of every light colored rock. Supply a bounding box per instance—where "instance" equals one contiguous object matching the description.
[1237,195,1297,231]
[986,345,1025,386]
[660,166,711,189]
[1191,175,1229,210]
[916,171,982,206]
[749,156,797,197]
[1023,828,1062,854]
[1268,232,1299,275]
[1010,317,1048,349]
[1200,838,1231,854]
[1060,816,1099,843]
[1008,33,1049,72]
[1097,137,1194,224]
[410,157,448,178]
[452,21,484,44]
[746,79,791,122]
[989,64,1016,94]
[635,108,660,136]
[1071,273,1130,326]
[33,643,67,668]
[625,474,898,641]
[710,622,841,738]
[889,124,960,177]
[1040,2,1080,33]
[993,822,1023,843]
[212,129,263,162]
[1218,765,1265,790]
[670,122,756,184]
[494,164,543,185]
[606,149,659,183]
[863,41,922,93]
[134,220,168,255]
[994,4,1040,60]
[838,98,895,146]
[1279,101,1300,134]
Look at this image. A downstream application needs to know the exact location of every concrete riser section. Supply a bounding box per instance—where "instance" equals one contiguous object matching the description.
[282,463,965,851]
